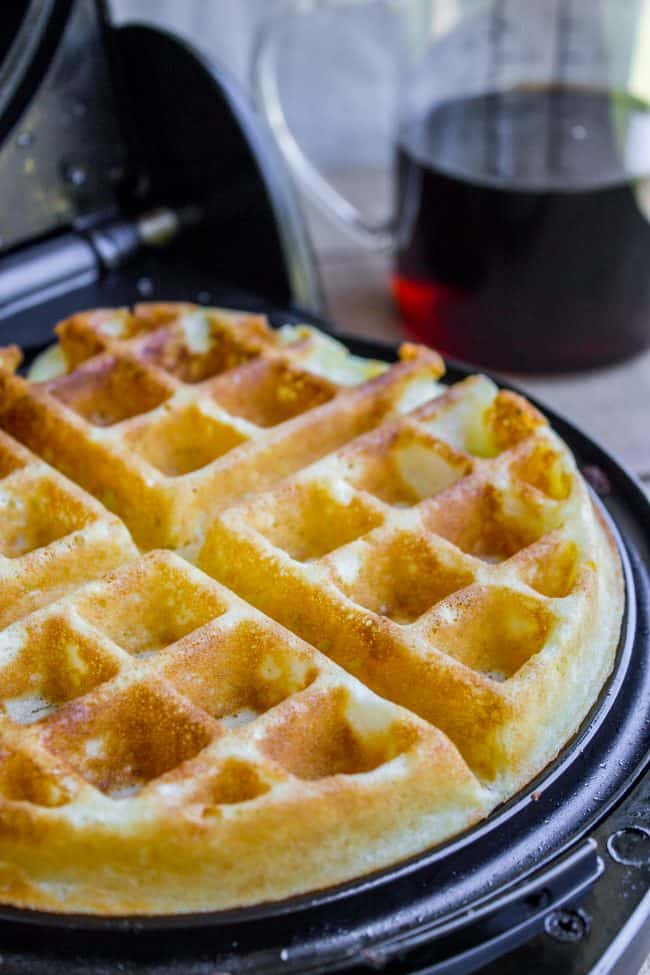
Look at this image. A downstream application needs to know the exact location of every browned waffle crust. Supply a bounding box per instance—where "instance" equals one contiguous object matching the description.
[0,303,623,914]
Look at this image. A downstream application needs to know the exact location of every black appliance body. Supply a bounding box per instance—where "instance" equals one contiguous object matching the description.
[0,0,323,352]
[0,3,647,974]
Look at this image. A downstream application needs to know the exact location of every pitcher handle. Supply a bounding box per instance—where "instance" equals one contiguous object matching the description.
[253,0,397,251]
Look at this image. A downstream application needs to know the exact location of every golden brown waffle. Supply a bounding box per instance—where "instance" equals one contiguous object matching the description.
[0,428,136,629]
[0,550,490,913]
[0,303,623,914]
[0,304,443,549]
[200,373,623,793]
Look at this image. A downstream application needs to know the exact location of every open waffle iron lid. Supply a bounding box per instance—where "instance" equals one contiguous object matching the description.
[0,2,648,974]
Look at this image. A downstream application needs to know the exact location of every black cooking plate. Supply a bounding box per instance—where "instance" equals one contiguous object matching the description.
[0,297,647,975]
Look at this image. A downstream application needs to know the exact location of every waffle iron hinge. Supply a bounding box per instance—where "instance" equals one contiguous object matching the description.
[0,203,202,321]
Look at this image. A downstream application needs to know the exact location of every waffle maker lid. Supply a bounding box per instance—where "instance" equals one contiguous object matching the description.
[0,0,323,353]
[0,3,648,974]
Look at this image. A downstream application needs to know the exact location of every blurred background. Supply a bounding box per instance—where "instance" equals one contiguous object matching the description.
[108,0,397,302]
[108,0,650,494]
[107,1,650,344]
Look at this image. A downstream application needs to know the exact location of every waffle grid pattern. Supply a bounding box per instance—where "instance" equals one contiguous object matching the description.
[0,429,136,631]
[0,303,623,913]
[0,304,443,549]
[0,550,489,912]
[201,372,620,787]
[0,550,440,802]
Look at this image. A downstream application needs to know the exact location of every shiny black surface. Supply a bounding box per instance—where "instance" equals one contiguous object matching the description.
[0,2,322,343]
[0,0,125,253]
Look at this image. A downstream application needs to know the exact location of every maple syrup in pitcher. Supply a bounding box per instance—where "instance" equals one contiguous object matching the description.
[393,87,650,370]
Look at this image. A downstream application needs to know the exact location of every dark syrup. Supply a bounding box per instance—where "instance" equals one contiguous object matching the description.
[393,87,650,370]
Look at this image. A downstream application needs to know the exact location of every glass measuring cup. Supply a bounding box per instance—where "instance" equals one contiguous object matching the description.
[255,0,650,371]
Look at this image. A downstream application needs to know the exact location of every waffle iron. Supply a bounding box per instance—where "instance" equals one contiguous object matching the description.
[0,2,648,972]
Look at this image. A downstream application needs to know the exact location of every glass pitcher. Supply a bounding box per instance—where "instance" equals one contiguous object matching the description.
[255,0,650,371]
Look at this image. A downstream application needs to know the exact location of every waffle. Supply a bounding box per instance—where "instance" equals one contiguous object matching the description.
[0,428,136,629]
[0,550,491,913]
[0,303,623,915]
[0,304,443,549]
[200,373,623,792]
